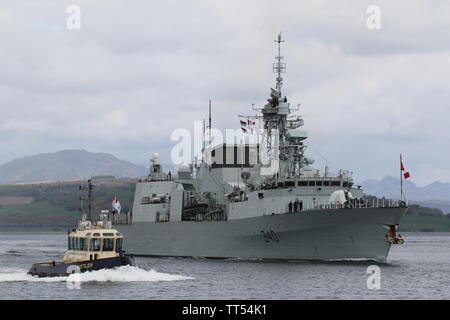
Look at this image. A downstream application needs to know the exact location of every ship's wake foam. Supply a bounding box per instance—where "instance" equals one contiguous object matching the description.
[0,266,193,283]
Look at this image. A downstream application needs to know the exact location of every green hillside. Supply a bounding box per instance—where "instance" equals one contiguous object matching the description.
[0,179,136,230]
[398,214,450,232]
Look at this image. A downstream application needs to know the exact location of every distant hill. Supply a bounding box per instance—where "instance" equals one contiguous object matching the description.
[0,150,147,184]
[0,178,136,230]
[360,176,450,213]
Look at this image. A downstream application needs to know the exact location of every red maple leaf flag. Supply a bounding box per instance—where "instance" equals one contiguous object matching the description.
[400,160,410,179]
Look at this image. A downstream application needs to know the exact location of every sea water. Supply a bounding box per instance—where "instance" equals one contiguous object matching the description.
[0,232,449,299]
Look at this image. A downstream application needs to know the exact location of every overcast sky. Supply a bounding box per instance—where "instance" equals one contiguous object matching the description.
[0,0,449,186]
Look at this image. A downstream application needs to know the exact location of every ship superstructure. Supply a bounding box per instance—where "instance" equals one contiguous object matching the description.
[116,34,407,261]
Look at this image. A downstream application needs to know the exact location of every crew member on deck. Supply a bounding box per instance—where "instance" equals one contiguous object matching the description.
[294,199,299,212]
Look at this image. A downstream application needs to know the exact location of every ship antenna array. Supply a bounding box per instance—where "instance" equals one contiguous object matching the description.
[273,32,286,95]
[203,100,212,151]
[79,179,93,221]
[208,99,212,148]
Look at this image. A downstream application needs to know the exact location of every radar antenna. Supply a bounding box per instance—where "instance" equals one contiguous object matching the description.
[273,32,286,95]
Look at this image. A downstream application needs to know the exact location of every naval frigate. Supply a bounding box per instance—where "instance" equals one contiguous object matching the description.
[116,34,407,261]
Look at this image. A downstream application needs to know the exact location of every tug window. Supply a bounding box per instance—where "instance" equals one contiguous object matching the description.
[80,238,88,251]
[116,238,123,252]
[75,237,80,250]
[103,238,115,251]
[90,238,101,251]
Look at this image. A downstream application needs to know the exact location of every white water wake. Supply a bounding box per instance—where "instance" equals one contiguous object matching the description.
[0,266,193,283]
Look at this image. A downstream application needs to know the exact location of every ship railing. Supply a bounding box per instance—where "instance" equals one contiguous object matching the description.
[109,211,133,225]
[292,198,407,213]
[193,211,227,222]
[98,210,133,225]
[77,219,112,230]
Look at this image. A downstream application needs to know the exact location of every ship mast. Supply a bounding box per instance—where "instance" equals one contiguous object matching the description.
[274,32,285,96]
[259,33,308,179]
[237,33,309,181]
[79,179,93,221]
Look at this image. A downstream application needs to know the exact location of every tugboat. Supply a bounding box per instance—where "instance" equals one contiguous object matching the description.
[28,179,135,277]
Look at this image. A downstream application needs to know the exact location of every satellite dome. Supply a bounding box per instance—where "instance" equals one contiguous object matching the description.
[178,163,191,172]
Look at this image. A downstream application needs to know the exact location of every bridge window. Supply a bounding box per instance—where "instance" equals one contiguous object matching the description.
[115,238,123,252]
[74,237,80,250]
[298,181,307,187]
[308,181,315,186]
[343,181,349,187]
[330,181,341,187]
[285,181,295,187]
[323,181,330,186]
[80,238,88,251]
[316,181,323,186]
[103,238,115,251]
[90,238,101,251]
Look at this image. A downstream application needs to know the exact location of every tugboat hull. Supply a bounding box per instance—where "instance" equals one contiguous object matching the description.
[28,255,135,277]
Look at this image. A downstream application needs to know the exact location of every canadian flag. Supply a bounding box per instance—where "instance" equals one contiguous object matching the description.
[247,120,256,125]
[401,161,410,179]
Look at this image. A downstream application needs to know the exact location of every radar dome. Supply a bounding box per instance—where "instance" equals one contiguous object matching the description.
[178,163,191,172]
[178,163,192,179]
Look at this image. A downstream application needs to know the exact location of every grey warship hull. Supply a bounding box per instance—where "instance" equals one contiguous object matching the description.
[117,206,406,261]
[116,34,408,262]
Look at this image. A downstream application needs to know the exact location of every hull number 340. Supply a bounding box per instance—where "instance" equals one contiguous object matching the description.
[261,230,279,242]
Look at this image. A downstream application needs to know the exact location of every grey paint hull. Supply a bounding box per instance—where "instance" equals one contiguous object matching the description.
[117,207,407,261]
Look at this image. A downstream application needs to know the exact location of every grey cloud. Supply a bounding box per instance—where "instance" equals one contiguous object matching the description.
[0,0,449,186]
